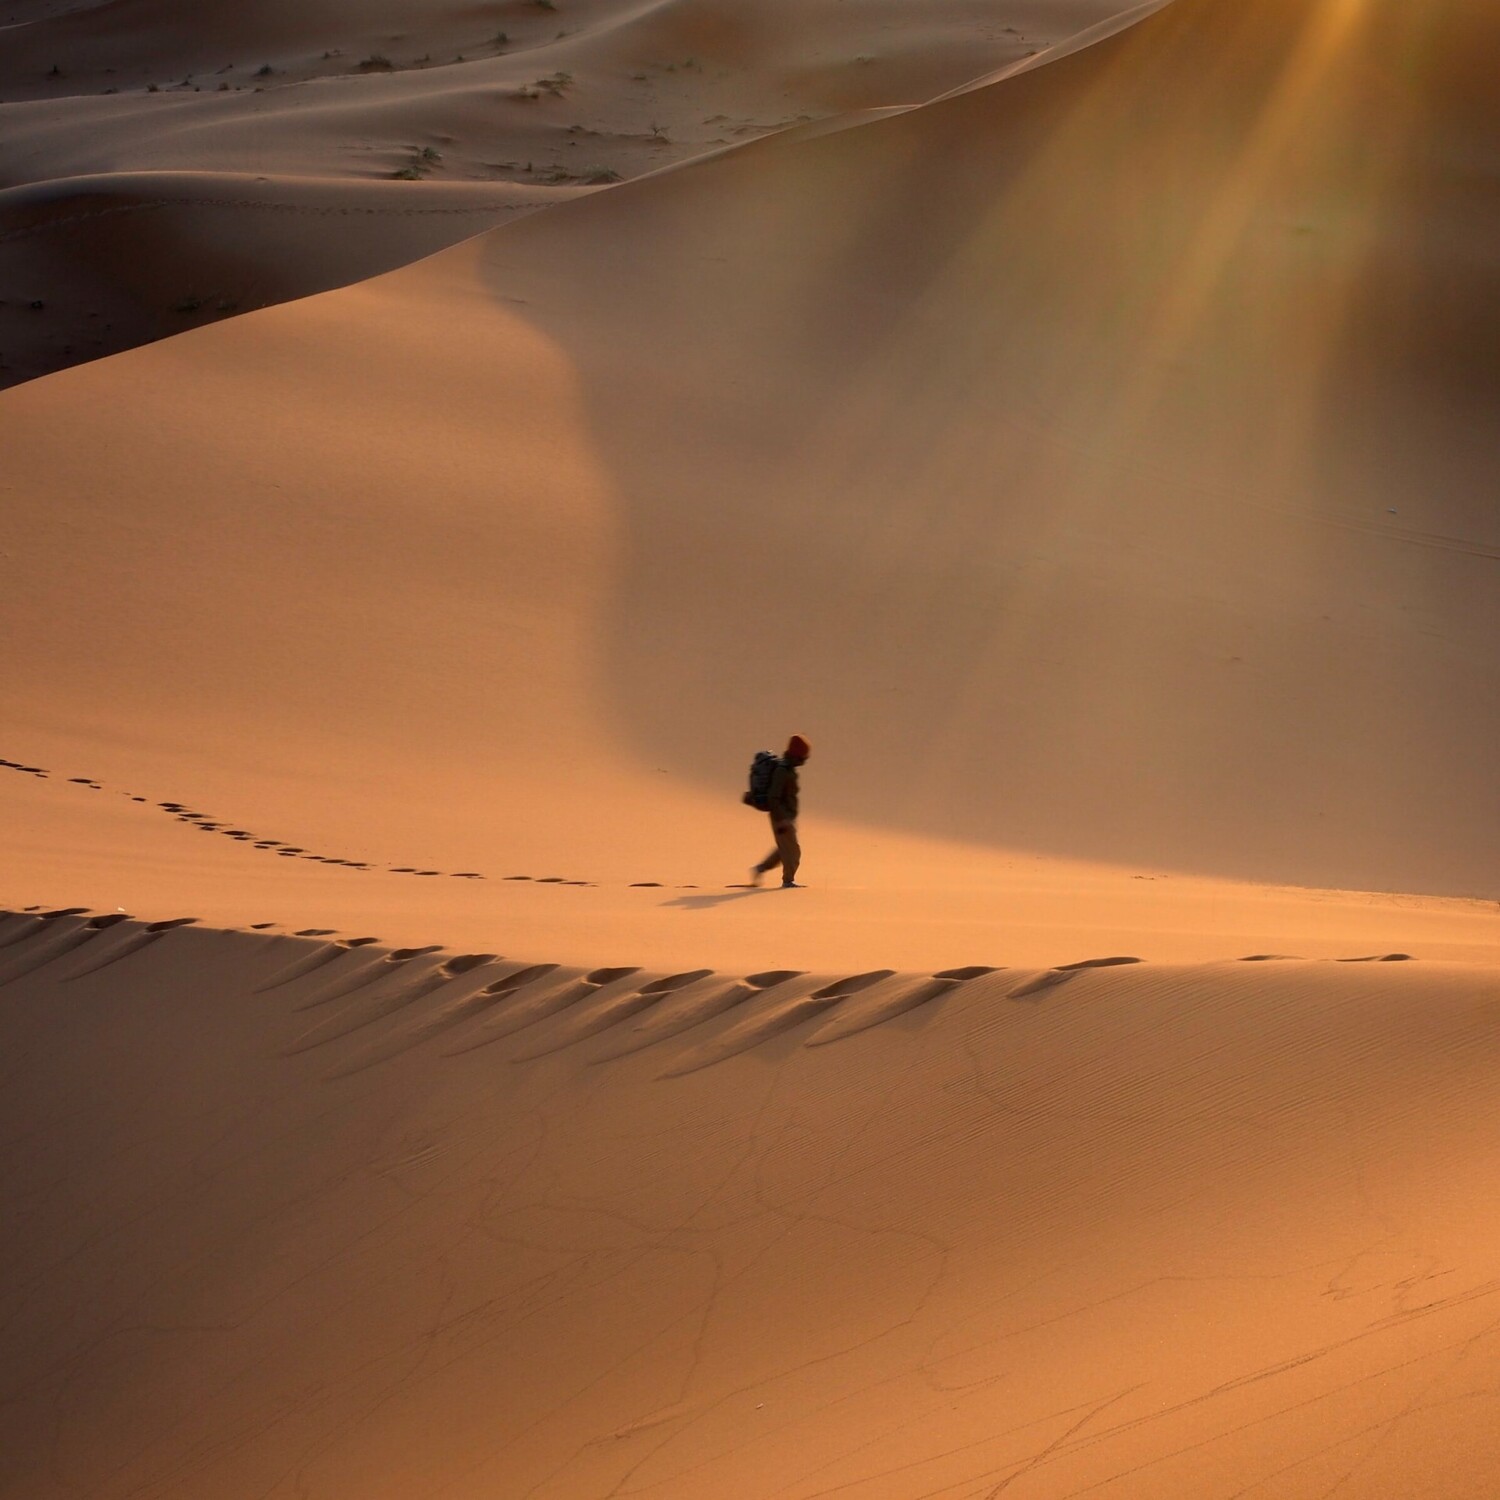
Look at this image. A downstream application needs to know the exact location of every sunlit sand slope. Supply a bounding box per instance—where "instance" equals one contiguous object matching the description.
[455,0,1500,894]
[4,0,1496,908]
[2,911,1497,1498]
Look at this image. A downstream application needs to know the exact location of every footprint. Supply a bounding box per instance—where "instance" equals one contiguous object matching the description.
[1007,956,1142,1000]
[590,969,804,1060]
[630,882,663,888]
[25,906,193,990]
[0,915,48,952]
[0,759,48,777]
[661,971,896,1077]
[514,969,715,1059]
[1239,954,1302,962]
[325,960,535,1075]
[61,919,171,980]
[1007,970,1075,1000]
[447,966,639,1052]
[442,953,499,976]
[807,966,1001,1048]
[480,963,559,997]
[287,954,487,1052]
[811,970,897,1000]
[0,913,109,986]
[296,948,433,1010]
[1337,953,1412,962]
[254,941,349,992]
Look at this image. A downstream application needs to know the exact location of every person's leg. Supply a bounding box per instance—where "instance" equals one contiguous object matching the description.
[775,821,800,884]
[753,817,784,879]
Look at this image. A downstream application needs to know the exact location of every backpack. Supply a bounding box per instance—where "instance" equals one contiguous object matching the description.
[743,750,779,811]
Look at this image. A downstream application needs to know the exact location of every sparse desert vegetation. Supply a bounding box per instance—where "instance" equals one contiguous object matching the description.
[391,144,443,179]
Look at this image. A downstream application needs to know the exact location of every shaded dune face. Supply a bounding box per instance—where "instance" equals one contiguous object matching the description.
[467,0,1499,893]
[0,172,563,389]
[1,919,1498,1498]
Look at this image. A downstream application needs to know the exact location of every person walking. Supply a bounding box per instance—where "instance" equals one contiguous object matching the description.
[750,735,810,888]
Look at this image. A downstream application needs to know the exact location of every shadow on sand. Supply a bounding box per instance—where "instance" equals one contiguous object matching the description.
[662,887,774,912]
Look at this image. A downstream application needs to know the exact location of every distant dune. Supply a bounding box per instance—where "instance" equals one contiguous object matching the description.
[0,0,1129,386]
[1,0,1497,1493]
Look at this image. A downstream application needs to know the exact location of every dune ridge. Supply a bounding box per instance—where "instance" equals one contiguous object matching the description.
[0,905,1438,1069]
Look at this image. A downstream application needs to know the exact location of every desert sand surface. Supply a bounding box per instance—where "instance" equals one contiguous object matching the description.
[1,0,1126,387]
[3,0,1499,1494]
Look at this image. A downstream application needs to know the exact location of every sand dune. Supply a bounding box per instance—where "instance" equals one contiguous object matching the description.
[1,0,1129,385]
[3,912,1499,1497]
[5,0,1496,898]
[2,0,1498,1493]
[0,170,576,386]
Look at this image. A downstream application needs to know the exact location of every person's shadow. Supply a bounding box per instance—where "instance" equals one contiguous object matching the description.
[661,887,770,911]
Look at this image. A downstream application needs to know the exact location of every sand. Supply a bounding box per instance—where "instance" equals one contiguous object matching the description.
[3,916,1498,1497]
[1,0,1129,387]
[2,0,1498,1493]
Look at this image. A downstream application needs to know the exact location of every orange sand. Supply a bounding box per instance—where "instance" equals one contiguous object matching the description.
[2,0,1497,1493]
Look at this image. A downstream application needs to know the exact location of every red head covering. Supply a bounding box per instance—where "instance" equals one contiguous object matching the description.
[786,735,811,762]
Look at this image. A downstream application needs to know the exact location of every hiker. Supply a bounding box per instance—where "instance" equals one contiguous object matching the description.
[749,735,810,888]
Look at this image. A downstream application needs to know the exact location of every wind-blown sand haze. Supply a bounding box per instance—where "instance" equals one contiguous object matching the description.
[2,0,1498,1494]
